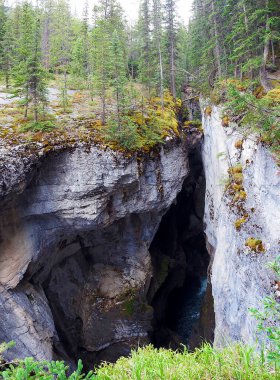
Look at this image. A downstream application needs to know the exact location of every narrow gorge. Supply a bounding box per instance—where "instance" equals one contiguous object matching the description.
[0,103,279,369]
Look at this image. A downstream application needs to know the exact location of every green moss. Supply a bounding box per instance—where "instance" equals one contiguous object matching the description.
[222,115,230,127]
[232,172,243,185]
[183,119,202,129]
[234,140,243,149]
[204,106,212,116]
[229,164,243,174]
[233,190,247,202]
[123,297,136,317]
[245,237,265,253]
[235,216,248,231]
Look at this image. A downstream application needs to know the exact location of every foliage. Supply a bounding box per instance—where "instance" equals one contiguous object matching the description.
[250,256,280,365]
[1,357,95,380]
[104,116,143,151]
[0,344,277,379]
[0,341,15,364]
[185,0,280,92]
[102,91,180,151]
[225,84,280,157]
[19,120,56,132]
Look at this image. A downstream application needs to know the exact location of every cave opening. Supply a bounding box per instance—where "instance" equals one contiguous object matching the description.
[148,146,215,350]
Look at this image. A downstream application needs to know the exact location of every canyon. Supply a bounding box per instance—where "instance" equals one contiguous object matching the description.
[0,105,279,367]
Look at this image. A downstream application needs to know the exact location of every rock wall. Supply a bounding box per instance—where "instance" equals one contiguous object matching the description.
[0,141,189,364]
[202,104,280,346]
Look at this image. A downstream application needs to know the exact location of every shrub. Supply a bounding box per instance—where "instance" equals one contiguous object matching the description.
[104,117,141,151]
[19,120,56,133]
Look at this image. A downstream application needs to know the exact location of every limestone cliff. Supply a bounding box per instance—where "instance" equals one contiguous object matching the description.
[202,104,280,346]
[0,141,189,364]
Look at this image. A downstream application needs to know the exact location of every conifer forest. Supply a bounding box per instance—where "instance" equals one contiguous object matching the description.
[0,0,279,151]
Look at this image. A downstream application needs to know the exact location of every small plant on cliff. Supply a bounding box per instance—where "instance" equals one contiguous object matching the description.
[250,256,280,366]
[245,237,265,253]
[225,84,280,158]
[0,341,15,365]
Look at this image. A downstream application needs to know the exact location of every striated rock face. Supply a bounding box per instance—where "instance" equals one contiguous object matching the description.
[202,104,280,346]
[0,141,189,364]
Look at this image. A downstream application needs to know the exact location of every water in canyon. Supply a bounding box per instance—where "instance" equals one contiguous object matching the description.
[166,276,208,345]
[149,146,215,350]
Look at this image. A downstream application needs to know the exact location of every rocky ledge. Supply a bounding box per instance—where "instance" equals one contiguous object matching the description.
[0,139,189,365]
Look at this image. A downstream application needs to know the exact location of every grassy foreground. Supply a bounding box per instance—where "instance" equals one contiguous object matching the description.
[0,344,278,380]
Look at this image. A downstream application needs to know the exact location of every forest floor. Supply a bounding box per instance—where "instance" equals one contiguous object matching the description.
[0,84,101,127]
[0,78,184,165]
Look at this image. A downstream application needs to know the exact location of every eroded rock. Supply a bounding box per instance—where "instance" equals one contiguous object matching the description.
[202,104,280,347]
[0,141,189,364]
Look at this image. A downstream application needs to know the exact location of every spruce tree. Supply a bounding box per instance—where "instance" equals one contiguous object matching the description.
[111,28,128,128]
[137,0,153,97]
[13,1,48,122]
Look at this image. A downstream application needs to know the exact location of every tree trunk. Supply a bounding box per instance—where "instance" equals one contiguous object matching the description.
[271,41,275,65]
[63,68,68,112]
[166,0,176,98]
[260,0,273,92]
[153,0,164,109]
[210,0,222,78]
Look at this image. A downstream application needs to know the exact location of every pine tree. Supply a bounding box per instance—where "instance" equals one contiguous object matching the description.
[164,0,177,97]
[91,18,113,124]
[0,0,13,88]
[152,0,164,108]
[40,0,55,70]
[0,0,6,71]
[111,28,128,128]
[137,0,153,97]
[13,1,48,121]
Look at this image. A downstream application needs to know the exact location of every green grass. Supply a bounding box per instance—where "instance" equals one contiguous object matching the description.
[0,344,278,379]
[94,344,278,380]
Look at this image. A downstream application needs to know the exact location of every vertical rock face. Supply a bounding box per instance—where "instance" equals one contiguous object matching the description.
[0,142,189,364]
[202,104,280,346]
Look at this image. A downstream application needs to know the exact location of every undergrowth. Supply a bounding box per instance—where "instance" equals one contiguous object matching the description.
[0,91,181,154]
[19,120,56,132]
[102,91,181,152]
[217,81,280,160]
[0,344,278,379]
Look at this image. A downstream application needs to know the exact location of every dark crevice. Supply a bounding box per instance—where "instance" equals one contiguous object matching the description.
[148,145,215,350]
[29,141,214,369]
